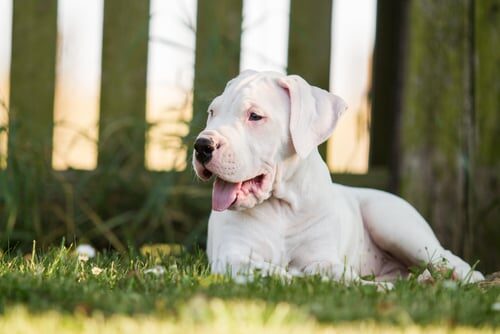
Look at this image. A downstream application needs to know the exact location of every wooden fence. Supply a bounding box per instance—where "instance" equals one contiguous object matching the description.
[1,0,498,271]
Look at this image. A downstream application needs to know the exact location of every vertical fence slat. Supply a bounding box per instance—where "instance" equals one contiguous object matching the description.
[401,1,471,262]
[98,0,150,168]
[6,0,58,235]
[8,1,57,166]
[182,0,243,216]
[189,0,243,145]
[370,0,409,191]
[287,0,332,159]
[473,0,500,271]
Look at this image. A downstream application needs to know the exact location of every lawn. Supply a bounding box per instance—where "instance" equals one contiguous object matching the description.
[0,245,498,333]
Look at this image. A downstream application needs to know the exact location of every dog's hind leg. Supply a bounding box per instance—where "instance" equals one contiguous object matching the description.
[350,187,484,283]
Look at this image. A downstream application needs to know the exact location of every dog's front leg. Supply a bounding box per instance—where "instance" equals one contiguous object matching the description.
[208,209,288,281]
[211,249,289,281]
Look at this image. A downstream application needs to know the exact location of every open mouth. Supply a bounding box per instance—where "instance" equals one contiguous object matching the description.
[212,174,266,211]
[202,168,213,179]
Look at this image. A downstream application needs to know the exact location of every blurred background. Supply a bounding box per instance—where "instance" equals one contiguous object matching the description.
[0,0,498,272]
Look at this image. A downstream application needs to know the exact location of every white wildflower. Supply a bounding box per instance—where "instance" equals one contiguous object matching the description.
[417,269,434,283]
[91,266,103,276]
[144,265,166,276]
[76,244,96,262]
[78,255,89,262]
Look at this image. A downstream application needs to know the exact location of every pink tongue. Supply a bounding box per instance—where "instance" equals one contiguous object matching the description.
[212,177,241,211]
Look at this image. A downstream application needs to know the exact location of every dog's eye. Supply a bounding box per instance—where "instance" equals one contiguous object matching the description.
[208,109,214,117]
[248,112,263,121]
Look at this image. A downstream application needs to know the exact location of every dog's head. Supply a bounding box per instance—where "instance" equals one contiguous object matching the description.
[193,70,347,211]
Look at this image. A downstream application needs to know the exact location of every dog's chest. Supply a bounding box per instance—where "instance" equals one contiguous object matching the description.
[281,209,347,267]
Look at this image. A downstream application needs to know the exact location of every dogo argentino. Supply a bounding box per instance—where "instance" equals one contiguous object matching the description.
[192,70,484,284]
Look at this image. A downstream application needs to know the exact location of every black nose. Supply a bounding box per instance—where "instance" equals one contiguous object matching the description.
[194,137,215,164]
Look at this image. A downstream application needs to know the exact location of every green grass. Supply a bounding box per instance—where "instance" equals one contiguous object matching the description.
[0,245,499,333]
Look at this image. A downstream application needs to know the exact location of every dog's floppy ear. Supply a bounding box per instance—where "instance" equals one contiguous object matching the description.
[278,75,348,159]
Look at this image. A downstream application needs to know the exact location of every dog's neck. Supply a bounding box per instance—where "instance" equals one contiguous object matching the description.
[272,149,333,211]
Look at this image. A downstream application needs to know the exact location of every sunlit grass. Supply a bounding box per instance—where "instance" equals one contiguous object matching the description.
[0,246,498,333]
[1,304,497,334]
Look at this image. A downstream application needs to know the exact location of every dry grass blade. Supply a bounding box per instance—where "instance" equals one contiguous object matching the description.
[77,199,127,254]
[478,271,500,288]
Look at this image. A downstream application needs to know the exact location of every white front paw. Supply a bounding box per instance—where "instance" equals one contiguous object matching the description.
[211,255,290,282]
[302,261,358,282]
[211,254,254,277]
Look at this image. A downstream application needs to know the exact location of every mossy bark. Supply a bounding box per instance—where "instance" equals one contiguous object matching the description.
[472,0,500,271]
[401,0,499,272]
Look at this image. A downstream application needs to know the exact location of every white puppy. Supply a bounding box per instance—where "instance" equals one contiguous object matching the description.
[192,70,484,284]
